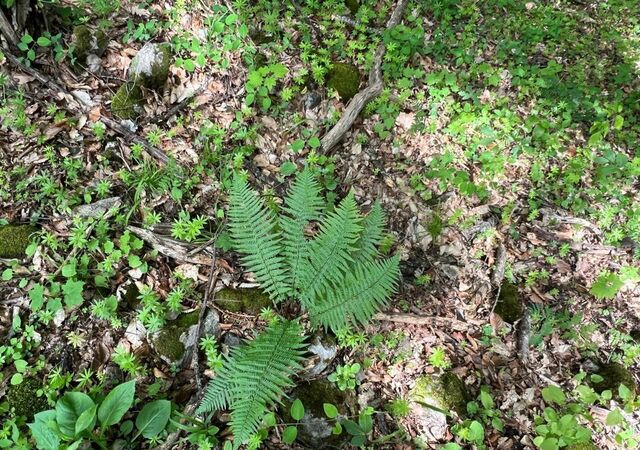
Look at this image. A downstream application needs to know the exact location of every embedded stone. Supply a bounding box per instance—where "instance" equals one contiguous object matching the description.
[326,62,361,102]
[128,43,172,90]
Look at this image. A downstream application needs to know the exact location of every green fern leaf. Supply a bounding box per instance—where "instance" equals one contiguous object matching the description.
[228,175,291,301]
[297,191,363,308]
[309,255,401,331]
[197,320,306,447]
[281,169,324,292]
[352,201,385,264]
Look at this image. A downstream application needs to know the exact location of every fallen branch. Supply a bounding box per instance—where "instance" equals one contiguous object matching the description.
[0,47,170,164]
[374,312,482,332]
[127,226,215,265]
[320,0,409,152]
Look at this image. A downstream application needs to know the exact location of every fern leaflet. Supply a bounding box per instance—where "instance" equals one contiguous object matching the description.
[280,169,323,292]
[352,201,385,264]
[228,175,290,301]
[297,191,363,308]
[309,255,401,331]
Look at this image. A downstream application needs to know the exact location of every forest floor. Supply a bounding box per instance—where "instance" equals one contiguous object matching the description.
[1,0,639,449]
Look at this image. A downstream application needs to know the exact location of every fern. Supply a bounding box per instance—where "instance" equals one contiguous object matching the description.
[297,192,363,308]
[352,201,385,264]
[201,170,401,447]
[280,169,323,292]
[228,175,290,301]
[197,320,306,447]
[309,255,401,331]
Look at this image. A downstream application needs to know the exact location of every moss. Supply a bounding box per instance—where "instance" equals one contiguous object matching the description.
[72,25,92,62]
[215,288,271,314]
[129,43,172,90]
[111,82,144,120]
[176,310,199,327]
[0,224,37,259]
[411,371,469,416]
[154,326,185,361]
[326,62,361,102]
[495,282,523,324]
[593,361,636,396]
[566,443,598,450]
[6,377,49,420]
[72,25,108,63]
[345,0,359,15]
[284,379,355,448]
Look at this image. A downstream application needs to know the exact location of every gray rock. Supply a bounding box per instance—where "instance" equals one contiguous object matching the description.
[304,334,337,377]
[128,43,172,90]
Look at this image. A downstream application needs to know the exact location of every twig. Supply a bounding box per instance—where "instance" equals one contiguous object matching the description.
[517,308,531,362]
[139,77,213,127]
[374,312,482,332]
[320,0,409,152]
[0,46,171,165]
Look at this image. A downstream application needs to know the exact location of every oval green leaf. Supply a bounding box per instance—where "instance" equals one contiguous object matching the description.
[135,399,171,439]
[98,380,136,427]
[282,426,297,444]
[291,399,304,421]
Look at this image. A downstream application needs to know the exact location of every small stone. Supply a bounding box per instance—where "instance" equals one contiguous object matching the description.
[222,332,242,350]
[495,282,523,324]
[0,224,38,259]
[326,62,361,102]
[128,43,172,90]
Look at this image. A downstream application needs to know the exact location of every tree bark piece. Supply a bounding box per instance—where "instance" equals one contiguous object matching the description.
[320,0,409,153]
[0,9,18,48]
[0,46,171,164]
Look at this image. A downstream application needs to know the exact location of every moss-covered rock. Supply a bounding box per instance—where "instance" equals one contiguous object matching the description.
[593,361,637,396]
[345,0,359,15]
[408,371,469,443]
[215,287,271,314]
[566,442,598,450]
[0,224,37,259]
[151,310,219,366]
[284,379,356,448]
[6,377,49,420]
[411,371,469,416]
[495,282,523,324]
[72,25,108,63]
[111,82,144,120]
[151,311,199,362]
[129,43,172,90]
[326,62,360,102]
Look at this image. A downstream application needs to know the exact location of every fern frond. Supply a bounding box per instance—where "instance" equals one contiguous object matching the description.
[309,255,401,331]
[197,320,307,447]
[280,169,324,292]
[352,201,385,264]
[297,192,363,308]
[228,175,290,301]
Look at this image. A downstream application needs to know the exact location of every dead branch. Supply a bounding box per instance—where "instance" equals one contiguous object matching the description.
[374,312,483,332]
[320,0,409,152]
[127,225,215,265]
[0,47,171,164]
